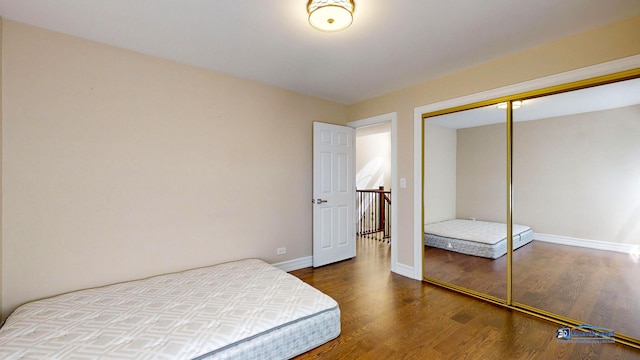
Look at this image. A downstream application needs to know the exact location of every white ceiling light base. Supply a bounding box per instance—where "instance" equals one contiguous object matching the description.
[307,0,355,32]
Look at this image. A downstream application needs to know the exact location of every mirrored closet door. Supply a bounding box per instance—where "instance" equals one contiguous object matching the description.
[422,69,640,347]
[423,105,507,300]
[512,77,640,341]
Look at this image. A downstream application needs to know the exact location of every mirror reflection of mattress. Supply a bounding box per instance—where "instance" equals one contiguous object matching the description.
[424,219,533,259]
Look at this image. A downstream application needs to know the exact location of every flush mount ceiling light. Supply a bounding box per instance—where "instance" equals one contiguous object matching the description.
[307,0,355,32]
[497,100,523,109]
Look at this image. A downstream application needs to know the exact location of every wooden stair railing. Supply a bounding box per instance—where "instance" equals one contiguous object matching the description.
[356,186,391,242]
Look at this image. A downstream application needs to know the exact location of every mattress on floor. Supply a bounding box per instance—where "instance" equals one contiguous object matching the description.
[424,219,533,259]
[0,259,340,360]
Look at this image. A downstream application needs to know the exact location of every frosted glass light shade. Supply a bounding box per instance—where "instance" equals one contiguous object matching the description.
[308,0,355,32]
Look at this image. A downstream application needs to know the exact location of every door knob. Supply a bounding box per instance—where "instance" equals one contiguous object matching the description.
[313,199,328,204]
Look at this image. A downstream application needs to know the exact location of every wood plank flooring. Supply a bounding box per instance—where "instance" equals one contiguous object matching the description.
[291,238,640,359]
[424,241,640,340]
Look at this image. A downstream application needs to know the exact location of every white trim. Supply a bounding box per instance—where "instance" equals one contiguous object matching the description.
[412,109,423,280]
[348,112,395,128]
[348,112,399,274]
[414,54,640,116]
[535,233,638,254]
[414,55,640,279]
[272,256,313,272]
[393,262,417,279]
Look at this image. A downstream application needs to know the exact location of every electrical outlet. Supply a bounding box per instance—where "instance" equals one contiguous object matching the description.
[277,247,286,255]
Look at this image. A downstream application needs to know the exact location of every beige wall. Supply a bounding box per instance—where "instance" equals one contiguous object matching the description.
[456,105,640,244]
[2,14,639,318]
[423,123,456,224]
[355,122,391,190]
[347,15,640,267]
[455,105,640,244]
[513,105,640,244]
[1,21,347,317]
[456,123,507,223]
[0,17,3,315]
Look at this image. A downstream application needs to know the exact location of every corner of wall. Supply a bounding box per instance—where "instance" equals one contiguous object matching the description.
[0,16,5,320]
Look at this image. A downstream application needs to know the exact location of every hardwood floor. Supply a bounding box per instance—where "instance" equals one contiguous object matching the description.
[291,238,640,359]
[424,241,640,340]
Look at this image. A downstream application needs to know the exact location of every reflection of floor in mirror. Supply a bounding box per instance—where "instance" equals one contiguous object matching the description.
[424,240,640,340]
[294,237,640,359]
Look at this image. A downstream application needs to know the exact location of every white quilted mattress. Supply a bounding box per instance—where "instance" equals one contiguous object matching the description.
[425,219,531,245]
[0,259,340,359]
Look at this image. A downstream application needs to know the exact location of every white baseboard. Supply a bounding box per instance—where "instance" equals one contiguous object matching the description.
[274,256,426,280]
[394,262,421,280]
[534,233,639,254]
[272,256,313,272]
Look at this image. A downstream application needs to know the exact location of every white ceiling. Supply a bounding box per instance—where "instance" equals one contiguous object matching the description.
[426,78,640,129]
[1,0,639,104]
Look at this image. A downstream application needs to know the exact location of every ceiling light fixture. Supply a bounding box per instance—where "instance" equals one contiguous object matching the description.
[497,100,523,109]
[307,0,355,32]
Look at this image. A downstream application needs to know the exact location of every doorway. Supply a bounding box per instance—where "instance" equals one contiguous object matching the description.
[348,112,398,273]
[355,122,391,243]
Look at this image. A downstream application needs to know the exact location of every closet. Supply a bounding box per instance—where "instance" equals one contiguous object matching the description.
[422,69,640,347]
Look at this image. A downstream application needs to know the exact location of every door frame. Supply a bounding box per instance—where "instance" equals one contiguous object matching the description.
[348,112,398,273]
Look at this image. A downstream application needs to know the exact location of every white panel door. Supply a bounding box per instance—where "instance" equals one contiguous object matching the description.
[313,122,355,267]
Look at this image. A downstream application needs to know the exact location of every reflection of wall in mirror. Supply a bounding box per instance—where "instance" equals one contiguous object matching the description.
[454,104,640,245]
[424,123,456,224]
[456,122,507,224]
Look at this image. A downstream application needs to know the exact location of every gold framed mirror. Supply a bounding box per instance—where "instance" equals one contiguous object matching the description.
[421,68,640,348]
